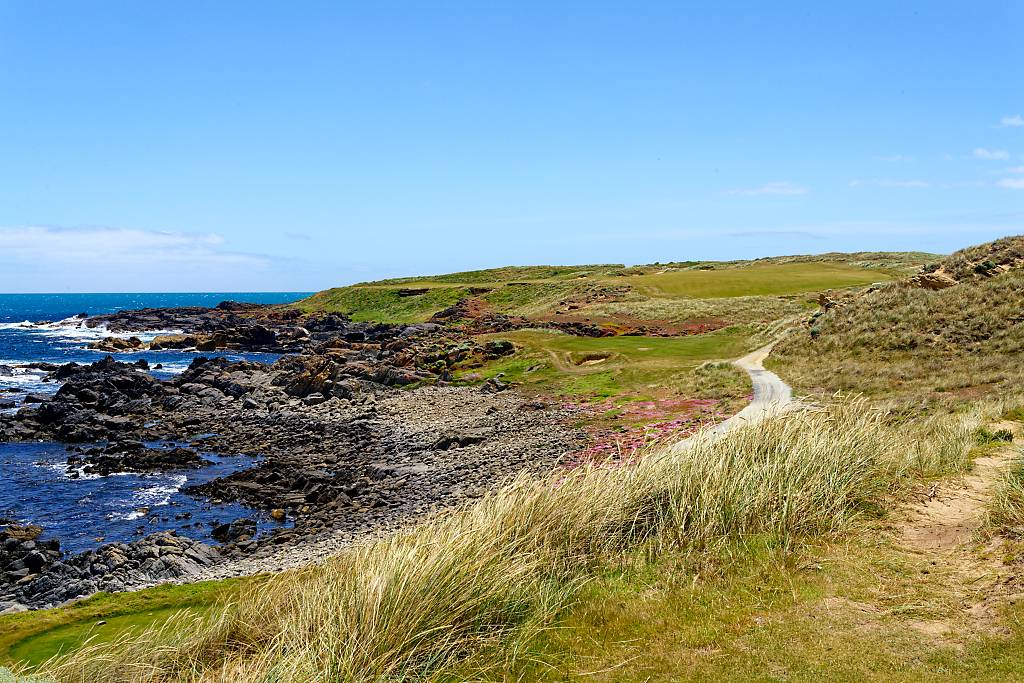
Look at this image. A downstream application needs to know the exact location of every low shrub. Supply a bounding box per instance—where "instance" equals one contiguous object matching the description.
[975,426,1014,445]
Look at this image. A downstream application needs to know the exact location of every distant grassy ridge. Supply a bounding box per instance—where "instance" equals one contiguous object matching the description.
[35,400,988,682]
[363,264,624,286]
[295,255,923,324]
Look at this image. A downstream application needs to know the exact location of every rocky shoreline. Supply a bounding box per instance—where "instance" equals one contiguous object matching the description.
[0,304,586,612]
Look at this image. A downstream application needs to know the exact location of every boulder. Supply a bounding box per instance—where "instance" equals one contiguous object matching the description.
[88,336,143,352]
[431,427,492,450]
[910,270,958,290]
[149,334,198,350]
[211,518,257,544]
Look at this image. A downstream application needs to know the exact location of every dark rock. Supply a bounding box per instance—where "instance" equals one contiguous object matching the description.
[211,519,257,544]
[67,445,210,476]
[0,532,219,608]
[431,427,492,450]
[483,339,515,357]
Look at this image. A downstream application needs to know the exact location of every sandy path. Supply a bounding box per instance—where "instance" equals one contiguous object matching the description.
[890,421,1021,640]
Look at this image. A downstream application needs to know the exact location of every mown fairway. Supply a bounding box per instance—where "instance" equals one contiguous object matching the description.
[9,606,204,667]
[631,262,898,298]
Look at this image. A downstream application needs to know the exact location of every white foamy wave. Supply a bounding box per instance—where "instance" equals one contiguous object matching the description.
[109,509,148,521]
[0,364,52,401]
[0,364,49,384]
[37,462,135,480]
[0,316,183,344]
[149,361,192,375]
[133,475,188,508]
[0,320,36,330]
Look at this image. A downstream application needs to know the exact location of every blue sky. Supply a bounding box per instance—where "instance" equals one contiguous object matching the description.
[1,2,1022,292]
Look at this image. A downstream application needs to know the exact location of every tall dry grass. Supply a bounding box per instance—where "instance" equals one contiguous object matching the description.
[40,399,983,683]
[771,263,1024,408]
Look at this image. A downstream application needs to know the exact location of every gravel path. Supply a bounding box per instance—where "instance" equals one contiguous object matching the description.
[667,344,794,452]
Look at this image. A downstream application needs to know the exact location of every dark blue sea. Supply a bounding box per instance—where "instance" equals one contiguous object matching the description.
[0,292,311,554]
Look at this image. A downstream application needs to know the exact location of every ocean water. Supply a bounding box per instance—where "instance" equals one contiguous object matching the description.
[0,292,310,402]
[0,292,311,554]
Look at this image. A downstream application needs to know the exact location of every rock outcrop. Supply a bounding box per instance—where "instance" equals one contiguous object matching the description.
[0,531,220,611]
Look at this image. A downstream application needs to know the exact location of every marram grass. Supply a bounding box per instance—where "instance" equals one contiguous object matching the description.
[37,399,983,682]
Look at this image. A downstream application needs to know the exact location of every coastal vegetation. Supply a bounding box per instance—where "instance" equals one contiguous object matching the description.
[5,238,1024,681]
[0,579,253,669]
[456,327,753,404]
[295,255,924,325]
[28,399,1001,682]
[771,236,1024,409]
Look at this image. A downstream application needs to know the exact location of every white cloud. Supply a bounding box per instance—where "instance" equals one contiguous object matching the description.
[0,226,279,292]
[724,181,809,196]
[974,147,1010,160]
[849,179,930,188]
[0,226,265,266]
[999,115,1024,128]
[998,178,1024,189]
[999,165,1024,174]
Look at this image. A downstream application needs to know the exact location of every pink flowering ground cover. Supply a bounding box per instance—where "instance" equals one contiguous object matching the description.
[561,396,738,468]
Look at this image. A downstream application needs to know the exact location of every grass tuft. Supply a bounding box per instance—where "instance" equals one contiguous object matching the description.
[989,455,1024,531]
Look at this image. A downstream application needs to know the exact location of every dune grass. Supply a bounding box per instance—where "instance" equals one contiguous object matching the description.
[988,440,1024,532]
[771,269,1024,408]
[33,398,985,682]
[990,459,1024,530]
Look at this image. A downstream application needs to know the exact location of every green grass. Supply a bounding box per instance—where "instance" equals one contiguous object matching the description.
[294,285,470,323]
[455,327,755,400]
[0,578,250,671]
[586,292,814,326]
[293,259,910,324]
[631,261,899,299]
[9,607,210,668]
